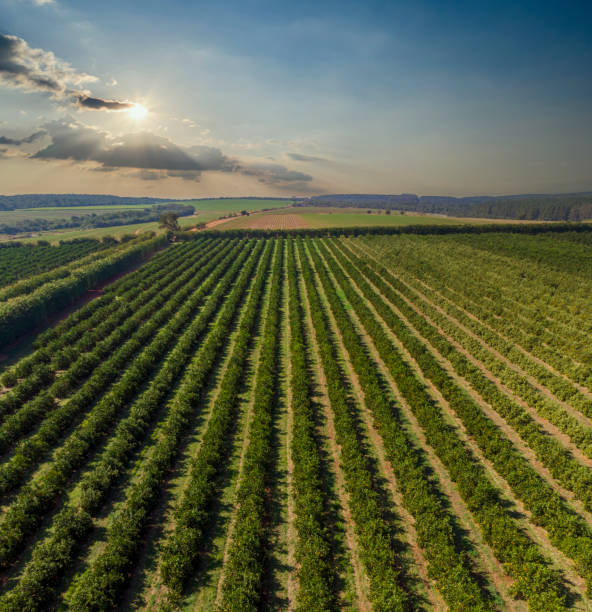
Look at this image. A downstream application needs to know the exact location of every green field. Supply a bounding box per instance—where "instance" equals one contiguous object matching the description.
[217,206,479,229]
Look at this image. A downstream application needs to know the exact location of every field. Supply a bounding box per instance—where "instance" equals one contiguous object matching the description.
[0,228,591,610]
[216,206,500,230]
[1,199,290,244]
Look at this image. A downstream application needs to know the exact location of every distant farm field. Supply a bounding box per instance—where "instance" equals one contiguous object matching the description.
[0,229,591,610]
[1,198,289,243]
[216,206,491,229]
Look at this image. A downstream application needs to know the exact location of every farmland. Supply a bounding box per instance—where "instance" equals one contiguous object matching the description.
[0,227,590,610]
[216,206,503,230]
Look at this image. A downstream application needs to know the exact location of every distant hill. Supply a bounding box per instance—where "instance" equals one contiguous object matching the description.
[0,194,172,210]
[295,192,592,221]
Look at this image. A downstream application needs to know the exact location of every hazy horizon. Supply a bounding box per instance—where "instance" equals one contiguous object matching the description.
[1,1,591,198]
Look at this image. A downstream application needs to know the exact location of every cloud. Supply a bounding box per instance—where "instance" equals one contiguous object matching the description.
[26,119,316,189]
[239,162,313,185]
[76,95,134,111]
[0,130,45,145]
[287,152,328,163]
[187,145,236,171]
[0,34,132,112]
[166,170,202,181]
[32,121,203,171]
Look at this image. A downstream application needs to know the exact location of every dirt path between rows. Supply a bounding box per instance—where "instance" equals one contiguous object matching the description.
[282,248,297,610]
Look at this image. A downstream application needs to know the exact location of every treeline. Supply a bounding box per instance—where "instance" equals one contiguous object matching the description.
[0,194,170,210]
[295,192,592,221]
[0,204,194,235]
[180,221,592,240]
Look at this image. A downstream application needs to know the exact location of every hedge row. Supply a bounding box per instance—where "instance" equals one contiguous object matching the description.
[285,239,336,611]
[0,234,167,345]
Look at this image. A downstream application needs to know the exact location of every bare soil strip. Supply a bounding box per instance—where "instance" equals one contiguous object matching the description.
[296,246,371,611]
[331,245,589,606]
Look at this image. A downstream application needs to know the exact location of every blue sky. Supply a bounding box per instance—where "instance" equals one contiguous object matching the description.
[1,0,591,196]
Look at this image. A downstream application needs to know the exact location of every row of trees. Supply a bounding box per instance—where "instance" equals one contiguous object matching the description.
[220,240,283,610]
[0,240,250,573]
[69,241,270,609]
[0,241,261,610]
[0,239,107,287]
[285,239,336,610]
[0,241,230,464]
[359,233,592,391]
[345,238,592,509]
[298,239,411,610]
[158,241,273,601]
[332,239,592,597]
[305,239,494,609]
[0,234,167,346]
[0,204,194,235]
[175,221,592,241]
[324,238,575,607]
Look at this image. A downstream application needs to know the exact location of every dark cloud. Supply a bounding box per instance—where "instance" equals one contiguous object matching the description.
[33,121,203,171]
[187,145,236,172]
[0,34,133,112]
[239,162,313,185]
[0,34,94,96]
[287,152,328,163]
[76,95,134,111]
[28,120,316,188]
[166,170,202,181]
[0,130,45,146]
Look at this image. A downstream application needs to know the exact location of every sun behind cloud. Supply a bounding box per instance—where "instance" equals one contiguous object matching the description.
[128,104,148,121]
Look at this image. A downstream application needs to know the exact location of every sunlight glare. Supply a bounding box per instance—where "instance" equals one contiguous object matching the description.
[128,103,148,120]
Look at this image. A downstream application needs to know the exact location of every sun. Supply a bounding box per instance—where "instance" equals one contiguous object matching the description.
[128,103,148,120]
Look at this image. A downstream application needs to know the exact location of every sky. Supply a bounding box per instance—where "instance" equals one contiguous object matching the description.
[0,0,591,198]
